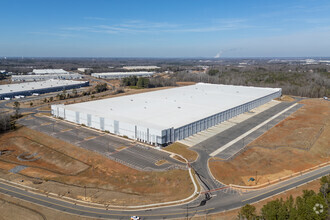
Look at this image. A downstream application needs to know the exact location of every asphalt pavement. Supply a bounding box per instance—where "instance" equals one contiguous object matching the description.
[19,115,185,171]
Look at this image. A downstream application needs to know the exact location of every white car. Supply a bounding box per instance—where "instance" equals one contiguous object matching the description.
[131,216,141,220]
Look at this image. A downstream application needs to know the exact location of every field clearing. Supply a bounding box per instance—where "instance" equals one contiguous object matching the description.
[0,192,96,220]
[164,142,198,162]
[176,81,197,86]
[0,126,194,205]
[0,197,45,220]
[209,98,330,186]
[0,136,89,175]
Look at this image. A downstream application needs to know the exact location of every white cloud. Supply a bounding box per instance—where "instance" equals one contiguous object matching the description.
[59,18,252,35]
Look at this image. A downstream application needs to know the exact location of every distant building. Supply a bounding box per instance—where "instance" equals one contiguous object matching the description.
[32,69,69,75]
[123,66,160,70]
[77,68,92,72]
[0,79,89,99]
[91,71,154,79]
[11,73,83,82]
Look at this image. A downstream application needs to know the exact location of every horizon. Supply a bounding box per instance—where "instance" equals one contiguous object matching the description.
[1,0,330,58]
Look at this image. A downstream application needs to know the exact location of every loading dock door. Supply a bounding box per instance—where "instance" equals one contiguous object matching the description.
[114,120,119,134]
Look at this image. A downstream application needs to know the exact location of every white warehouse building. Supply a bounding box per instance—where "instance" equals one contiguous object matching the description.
[123,66,160,70]
[32,69,69,74]
[0,79,89,99]
[91,71,154,79]
[12,73,82,82]
[51,83,281,146]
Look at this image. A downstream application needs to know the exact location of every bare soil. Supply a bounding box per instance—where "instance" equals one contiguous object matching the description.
[275,95,295,102]
[0,192,99,220]
[0,126,194,205]
[0,177,320,220]
[209,99,330,186]
[176,81,197,86]
[0,197,45,220]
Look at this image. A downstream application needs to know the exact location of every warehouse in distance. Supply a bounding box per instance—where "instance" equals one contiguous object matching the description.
[0,79,89,99]
[91,71,154,79]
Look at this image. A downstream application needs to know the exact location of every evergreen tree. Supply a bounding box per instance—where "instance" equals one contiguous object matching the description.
[238,204,256,220]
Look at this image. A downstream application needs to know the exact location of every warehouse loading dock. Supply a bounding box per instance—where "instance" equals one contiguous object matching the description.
[51,83,281,146]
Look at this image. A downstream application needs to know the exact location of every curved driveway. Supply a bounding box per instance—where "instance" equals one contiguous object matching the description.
[0,165,328,219]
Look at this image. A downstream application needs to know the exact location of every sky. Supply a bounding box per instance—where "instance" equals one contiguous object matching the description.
[1,0,330,58]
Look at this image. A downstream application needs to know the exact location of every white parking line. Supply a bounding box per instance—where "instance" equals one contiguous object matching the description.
[209,103,298,157]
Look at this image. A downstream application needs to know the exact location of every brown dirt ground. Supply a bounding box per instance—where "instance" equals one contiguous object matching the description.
[209,98,330,186]
[0,136,89,175]
[0,192,102,220]
[275,95,295,102]
[0,177,321,220]
[189,178,322,220]
[164,142,198,162]
[176,81,197,86]
[0,126,194,205]
[0,197,45,220]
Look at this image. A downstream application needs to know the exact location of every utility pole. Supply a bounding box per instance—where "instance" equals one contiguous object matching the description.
[256,171,258,185]
[84,186,86,200]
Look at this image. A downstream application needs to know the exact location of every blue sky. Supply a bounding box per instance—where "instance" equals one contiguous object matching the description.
[1,0,330,57]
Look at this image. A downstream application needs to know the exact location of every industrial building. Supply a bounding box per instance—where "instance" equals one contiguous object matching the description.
[11,73,83,82]
[0,79,89,99]
[122,66,160,70]
[91,71,154,79]
[77,68,92,72]
[32,69,69,74]
[51,83,281,146]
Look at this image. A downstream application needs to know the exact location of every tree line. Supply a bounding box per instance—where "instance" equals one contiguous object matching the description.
[238,175,329,219]
[172,70,329,98]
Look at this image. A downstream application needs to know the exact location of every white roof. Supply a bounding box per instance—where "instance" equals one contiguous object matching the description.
[0,79,86,95]
[12,73,81,79]
[60,83,281,130]
[123,66,160,70]
[32,69,69,74]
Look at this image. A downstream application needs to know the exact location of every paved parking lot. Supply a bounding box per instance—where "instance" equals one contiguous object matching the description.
[191,101,302,160]
[19,115,185,171]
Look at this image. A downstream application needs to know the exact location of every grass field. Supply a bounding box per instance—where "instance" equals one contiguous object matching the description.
[164,142,198,162]
[0,126,194,205]
[209,98,330,186]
